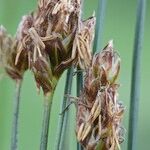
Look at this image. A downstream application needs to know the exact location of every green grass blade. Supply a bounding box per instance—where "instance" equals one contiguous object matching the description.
[128,0,146,150]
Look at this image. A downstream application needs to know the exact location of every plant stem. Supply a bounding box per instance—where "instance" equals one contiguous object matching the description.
[40,91,54,150]
[77,67,83,150]
[128,0,146,150]
[11,79,22,150]
[55,67,74,150]
[77,70,83,96]
[93,0,107,53]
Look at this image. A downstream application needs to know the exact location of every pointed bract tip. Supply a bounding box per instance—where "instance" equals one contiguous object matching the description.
[92,11,95,17]
[108,39,113,48]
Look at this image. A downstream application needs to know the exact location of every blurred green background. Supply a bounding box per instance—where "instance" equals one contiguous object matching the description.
[0,0,149,150]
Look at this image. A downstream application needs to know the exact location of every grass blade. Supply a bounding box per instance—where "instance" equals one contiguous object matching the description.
[11,80,22,150]
[93,0,107,53]
[128,0,146,150]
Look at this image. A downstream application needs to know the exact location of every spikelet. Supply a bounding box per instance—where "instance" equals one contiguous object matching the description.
[72,16,96,69]
[0,25,28,80]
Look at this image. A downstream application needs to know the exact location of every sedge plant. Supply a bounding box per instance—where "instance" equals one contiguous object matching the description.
[0,0,126,150]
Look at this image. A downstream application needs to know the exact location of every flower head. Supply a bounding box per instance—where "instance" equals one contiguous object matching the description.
[15,0,95,95]
[76,41,124,150]
[0,25,28,80]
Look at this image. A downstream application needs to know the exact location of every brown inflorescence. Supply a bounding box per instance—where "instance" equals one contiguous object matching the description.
[15,0,95,95]
[0,26,28,81]
[76,41,125,150]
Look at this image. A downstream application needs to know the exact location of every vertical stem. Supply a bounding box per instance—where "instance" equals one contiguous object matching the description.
[55,67,74,150]
[77,68,83,150]
[93,0,107,53]
[40,91,54,150]
[11,79,22,150]
[128,0,146,150]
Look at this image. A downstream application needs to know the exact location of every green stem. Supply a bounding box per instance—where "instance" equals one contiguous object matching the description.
[77,68,83,150]
[93,0,107,53]
[11,79,22,150]
[55,67,74,150]
[40,91,54,150]
[128,0,146,150]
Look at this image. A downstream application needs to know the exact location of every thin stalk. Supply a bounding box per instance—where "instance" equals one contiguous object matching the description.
[40,91,54,150]
[128,0,146,150]
[77,70,83,96]
[93,0,107,53]
[11,79,22,150]
[77,68,83,150]
[55,67,74,150]
[59,68,74,149]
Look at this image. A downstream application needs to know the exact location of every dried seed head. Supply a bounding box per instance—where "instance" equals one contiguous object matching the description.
[15,0,95,95]
[76,41,125,150]
[0,26,28,80]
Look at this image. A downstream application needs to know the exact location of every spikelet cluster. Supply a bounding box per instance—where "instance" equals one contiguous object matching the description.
[76,41,124,150]
[0,0,95,94]
[0,26,27,80]
[15,0,95,94]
